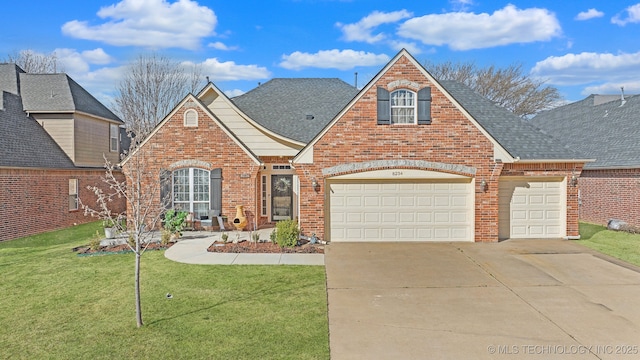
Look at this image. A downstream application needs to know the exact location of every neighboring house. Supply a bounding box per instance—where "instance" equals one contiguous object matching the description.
[0,63,126,241]
[127,50,590,242]
[532,94,640,227]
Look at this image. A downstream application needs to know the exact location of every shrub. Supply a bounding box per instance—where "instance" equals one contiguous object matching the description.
[89,231,101,251]
[274,220,299,248]
[160,229,172,245]
[221,233,229,243]
[164,210,187,234]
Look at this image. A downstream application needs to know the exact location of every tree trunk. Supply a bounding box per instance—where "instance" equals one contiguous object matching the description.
[135,240,143,327]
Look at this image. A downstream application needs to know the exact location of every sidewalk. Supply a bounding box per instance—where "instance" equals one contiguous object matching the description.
[164,229,324,266]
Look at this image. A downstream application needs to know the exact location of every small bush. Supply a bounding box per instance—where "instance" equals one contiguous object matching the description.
[161,230,172,245]
[221,233,229,243]
[164,210,187,234]
[89,231,101,251]
[274,220,299,248]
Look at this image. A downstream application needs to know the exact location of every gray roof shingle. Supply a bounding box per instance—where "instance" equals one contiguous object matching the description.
[231,78,358,142]
[440,80,586,161]
[20,73,122,123]
[531,94,640,169]
[0,91,75,168]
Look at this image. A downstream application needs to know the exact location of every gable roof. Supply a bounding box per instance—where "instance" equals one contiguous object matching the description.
[231,78,358,143]
[19,73,122,123]
[532,94,640,169]
[0,90,75,169]
[121,93,261,166]
[295,49,589,165]
[440,80,586,161]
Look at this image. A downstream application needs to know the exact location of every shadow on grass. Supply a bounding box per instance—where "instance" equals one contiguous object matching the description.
[146,275,322,326]
[579,222,606,240]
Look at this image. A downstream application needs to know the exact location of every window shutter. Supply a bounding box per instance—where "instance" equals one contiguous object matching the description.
[160,169,172,209]
[210,168,222,214]
[377,87,390,125]
[417,87,432,125]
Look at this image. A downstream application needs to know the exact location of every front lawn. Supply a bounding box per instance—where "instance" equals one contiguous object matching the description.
[578,222,640,267]
[0,222,329,359]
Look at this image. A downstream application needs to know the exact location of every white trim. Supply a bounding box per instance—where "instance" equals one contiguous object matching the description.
[294,49,515,165]
[183,109,198,127]
[120,94,261,166]
[197,83,306,147]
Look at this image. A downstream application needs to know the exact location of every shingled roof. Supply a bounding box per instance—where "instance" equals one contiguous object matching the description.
[440,80,586,161]
[231,78,358,143]
[0,90,75,168]
[531,94,640,169]
[20,73,122,123]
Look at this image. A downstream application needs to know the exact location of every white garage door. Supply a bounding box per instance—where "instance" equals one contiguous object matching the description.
[329,180,474,242]
[498,178,565,239]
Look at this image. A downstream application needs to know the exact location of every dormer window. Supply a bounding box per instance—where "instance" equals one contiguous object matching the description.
[184,109,198,127]
[390,90,416,124]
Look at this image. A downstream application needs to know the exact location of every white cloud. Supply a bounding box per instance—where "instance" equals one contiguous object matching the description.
[531,51,640,89]
[575,8,604,21]
[337,10,413,44]
[61,0,216,49]
[450,0,474,11]
[583,82,640,96]
[397,4,561,50]
[388,41,424,55]
[612,3,640,26]
[279,49,390,70]
[224,89,245,98]
[208,41,238,51]
[182,58,270,81]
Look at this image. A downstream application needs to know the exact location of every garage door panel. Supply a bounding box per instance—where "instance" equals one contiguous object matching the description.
[499,179,565,239]
[329,180,473,242]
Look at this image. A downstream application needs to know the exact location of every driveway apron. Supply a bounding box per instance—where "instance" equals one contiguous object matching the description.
[324,240,640,359]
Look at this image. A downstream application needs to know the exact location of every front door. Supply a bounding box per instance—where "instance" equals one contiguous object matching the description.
[271,174,293,221]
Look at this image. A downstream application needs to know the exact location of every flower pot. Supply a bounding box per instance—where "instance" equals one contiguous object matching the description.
[104,227,116,239]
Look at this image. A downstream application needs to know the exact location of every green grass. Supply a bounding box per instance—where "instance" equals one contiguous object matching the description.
[578,222,640,267]
[0,222,329,359]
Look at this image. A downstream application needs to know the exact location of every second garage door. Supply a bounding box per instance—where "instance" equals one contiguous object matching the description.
[498,178,566,239]
[328,178,474,242]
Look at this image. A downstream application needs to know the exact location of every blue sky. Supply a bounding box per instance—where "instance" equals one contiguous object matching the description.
[2,0,640,108]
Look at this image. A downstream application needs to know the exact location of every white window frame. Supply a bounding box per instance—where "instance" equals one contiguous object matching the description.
[69,179,78,211]
[390,89,416,125]
[261,175,268,216]
[172,168,210,218]
[110,124,119,152]
[184,109,198,127]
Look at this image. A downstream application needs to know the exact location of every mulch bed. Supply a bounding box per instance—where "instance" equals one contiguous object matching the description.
[73,242,173,256]
[207,240,324,254]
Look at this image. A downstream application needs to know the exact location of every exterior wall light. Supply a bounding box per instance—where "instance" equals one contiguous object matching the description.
[311,178,319,191]
[571,174,579,187]
[480,179,488,192]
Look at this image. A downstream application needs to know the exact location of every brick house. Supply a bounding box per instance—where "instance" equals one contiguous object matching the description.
[129,50,590,242]
[532,94,640,227]
[0,63,125,241]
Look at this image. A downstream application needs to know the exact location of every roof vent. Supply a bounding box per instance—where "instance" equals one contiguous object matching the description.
[620,86,626,107]
[306,114,314,120]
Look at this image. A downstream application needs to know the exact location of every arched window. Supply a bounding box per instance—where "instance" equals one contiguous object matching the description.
[173,168,209,218]
[390,89,416,124]
[184,109,198,127]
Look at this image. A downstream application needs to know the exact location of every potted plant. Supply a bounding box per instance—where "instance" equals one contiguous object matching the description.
[103,218,117,239]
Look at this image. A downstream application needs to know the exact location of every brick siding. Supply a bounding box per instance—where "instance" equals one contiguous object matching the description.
[295,57,582,242]
[0,168,125,242]
[125,102,261,229]
[579,168,640,227]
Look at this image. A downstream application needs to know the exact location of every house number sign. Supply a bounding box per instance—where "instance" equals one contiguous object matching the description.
[392,171,404,176]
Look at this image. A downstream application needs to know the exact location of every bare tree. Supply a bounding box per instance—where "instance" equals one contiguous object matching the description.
[82,141,166,328]
[114,54,203,138]
[424,60,562,118]
[4,50,61,73]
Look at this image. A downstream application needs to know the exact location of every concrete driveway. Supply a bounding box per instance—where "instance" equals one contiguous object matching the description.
[325,240,640,359]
